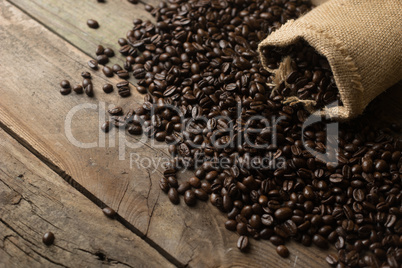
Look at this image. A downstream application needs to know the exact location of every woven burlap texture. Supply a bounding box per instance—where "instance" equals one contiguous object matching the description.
[258,0,402,120]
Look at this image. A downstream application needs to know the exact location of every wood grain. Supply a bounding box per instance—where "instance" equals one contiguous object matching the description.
[0,127,174,268]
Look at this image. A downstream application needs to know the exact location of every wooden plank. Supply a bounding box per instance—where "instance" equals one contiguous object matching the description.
[0,127,174,268]
[0,1,336,267]
[8,0,157,76]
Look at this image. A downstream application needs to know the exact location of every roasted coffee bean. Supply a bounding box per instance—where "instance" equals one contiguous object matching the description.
[82,78,92,88]
[225,219,237,231]
[118,86,131,97]
[168,188,180,204]
[101,121,111,133]
[84,84,94,97]
[108,106,123,115]
[177,182,191,195]
[274,207,292,221]
[117,70,130,79]
[81,71,91,79]
[88,59,98,70]
[194,189,208,201]
[60,87,71,95]
[189,176,201,188]
[60,80,70,88]
[95,45,104,55]
[102,207,116,218]
[276,245,289,258]
[87,19,99,29]
[103,83,113,93]
[313,234,329,249]
[42,232,55,246]
[184,190,196,206]
[102,66,114,77]
[127,125,142,135]
[104,48,115,57]
[112,64,123,73]
[72,84,84,94]
[237,236,249,252]
[97,54,109,65]
[326,253,338,266]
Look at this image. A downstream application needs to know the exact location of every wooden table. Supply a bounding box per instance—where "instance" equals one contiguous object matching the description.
[0,0,400,267]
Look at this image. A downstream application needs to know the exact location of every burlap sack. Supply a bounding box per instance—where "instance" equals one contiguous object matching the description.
[258,0,402,120]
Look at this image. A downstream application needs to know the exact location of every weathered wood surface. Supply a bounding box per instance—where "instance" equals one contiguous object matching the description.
[1,0,401,267]
[0,127,175,268]
[0,1,336,267]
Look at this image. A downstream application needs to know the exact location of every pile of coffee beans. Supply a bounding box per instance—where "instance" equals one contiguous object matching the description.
[262,40,343,108]
[59,0,401,266]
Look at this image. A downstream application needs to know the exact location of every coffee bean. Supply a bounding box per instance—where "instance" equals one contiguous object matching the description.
[88,60,98,70]
[102,207,116,218]
[108,106,123,116]
[97,55,109,65]
[225,219,237,231]
[73,85,83,94]
[237,236,249,252]
[60,87,71,95]
[276,245,289,258]
[103,83,113,93]
[117,70,130,79]
[326,253,338,266]
[184,190,196,206]
[189,176,201,188]
[60,80,70,88]
[194,189,208,201]
[101,121,111,133]
[168,188,179,204]
[87,19,99,29]
[103,66,114,77]
[104,48,115,57]
[95,45,104,55]
[274,207,292,221]
[42,232,55,246]
[313,234,329,249]
[81,71,91,79]
[84,84,94,97]
[177,182,191,195]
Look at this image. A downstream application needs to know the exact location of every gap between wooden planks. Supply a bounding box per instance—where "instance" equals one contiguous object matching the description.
[4,0,402,267]
[0,127,175,268]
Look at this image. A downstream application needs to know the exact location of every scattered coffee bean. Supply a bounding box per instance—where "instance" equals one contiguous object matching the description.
[81,71,91,79]
[73,85,83,94]
[168,188,180,204]
[60,80,70,89]
[87,60,98,70]
[102,207,116,218]
[87,19,99,29]
[84,84,94,97]
[108,106,123,116]
[276,245,289,258]
[237,236,249,252]
[60,87,71,95]
[102,66,114,77]
[101,121,111,133]
[42,232,55,246]
[104,48,115,57]
[103,83,113,93]
[184,190,196,206]
[95,45,104,55]
[97,54,109,65]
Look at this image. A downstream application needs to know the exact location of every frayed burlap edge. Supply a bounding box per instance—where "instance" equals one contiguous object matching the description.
[258,19,365,120]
